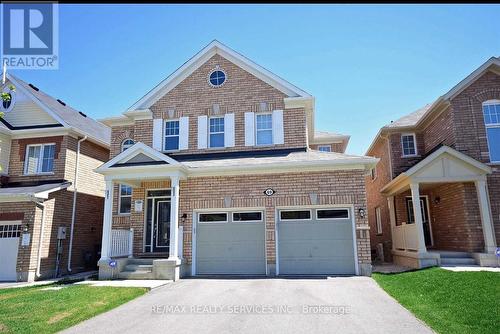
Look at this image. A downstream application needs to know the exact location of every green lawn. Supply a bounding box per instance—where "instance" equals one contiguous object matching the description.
[373,267,500,334]
[0,284,147,334]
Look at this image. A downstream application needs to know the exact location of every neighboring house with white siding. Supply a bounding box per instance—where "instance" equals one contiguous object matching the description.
[0,74,110,282]
[96,40,377,281]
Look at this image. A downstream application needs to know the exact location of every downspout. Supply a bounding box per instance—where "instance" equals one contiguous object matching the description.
[67,135,87,272]
[35,200,46,278]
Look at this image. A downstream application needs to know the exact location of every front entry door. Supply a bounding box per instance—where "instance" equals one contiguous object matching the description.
[406,197,432,246]
[153,199,171,253]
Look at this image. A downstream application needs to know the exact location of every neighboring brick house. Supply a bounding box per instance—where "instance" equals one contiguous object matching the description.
[0,74,110,282]
[366,57,500,268]
[96,40,377,280]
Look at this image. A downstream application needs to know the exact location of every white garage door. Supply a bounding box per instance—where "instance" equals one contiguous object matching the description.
[0,222,22,281]
[277,208,356,275]
[195,211,266,275]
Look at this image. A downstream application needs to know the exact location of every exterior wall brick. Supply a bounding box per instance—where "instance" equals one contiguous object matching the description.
[110,170,371,270]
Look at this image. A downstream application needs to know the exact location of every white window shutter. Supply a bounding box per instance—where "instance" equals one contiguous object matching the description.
[179,116,189,150]
[152,118,163,151]
[224,113,235,147]
[272,110,284,145]
[197,115,208,149]
[244,112,255,146]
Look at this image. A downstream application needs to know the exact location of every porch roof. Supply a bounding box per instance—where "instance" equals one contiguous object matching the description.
[381,146,492,196]
[95,142,378,182]
[0,181,71,202]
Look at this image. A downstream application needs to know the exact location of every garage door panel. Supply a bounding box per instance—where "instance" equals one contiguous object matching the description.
[278,208,356,276]
[196,213,266,275]
[0,238,19,281]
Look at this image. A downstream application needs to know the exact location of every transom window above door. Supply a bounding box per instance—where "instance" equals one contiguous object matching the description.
[401,133,417,157]
[24,143,56,174]
[164,120,180,151]
[256,113,273,145]
[209,117,225,148]
[482,100,500,163]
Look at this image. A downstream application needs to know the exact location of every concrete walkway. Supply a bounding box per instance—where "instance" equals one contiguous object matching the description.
[441,266,500,272]
[64,277,433,334]
[0,271,97,289]
[75,280,172,289]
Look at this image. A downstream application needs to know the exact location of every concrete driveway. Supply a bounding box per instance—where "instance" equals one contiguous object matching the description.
[64,277,433,334]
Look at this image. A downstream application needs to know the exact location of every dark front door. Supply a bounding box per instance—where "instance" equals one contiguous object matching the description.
[406,197,432,246]
[153,199,171,253]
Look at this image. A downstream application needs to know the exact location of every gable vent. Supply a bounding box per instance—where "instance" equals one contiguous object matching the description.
[28,83,39,91]
[79,111,87,117]
[57,99,66,106]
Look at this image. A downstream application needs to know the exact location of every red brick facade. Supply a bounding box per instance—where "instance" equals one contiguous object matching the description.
[366,69,500,260]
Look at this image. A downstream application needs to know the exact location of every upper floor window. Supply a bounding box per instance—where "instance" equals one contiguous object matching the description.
[256,113,273,145]
[401,133,417,157]
[164,120,180,151]
[209,116,224,148]
[482,100,500,163]
[209,70,226,87]
[121,139,135,152]
[119,184,132,214]
[370,167,377,180]
[24,144,55,175]
[318,145,331,152]
[375,207,382,235]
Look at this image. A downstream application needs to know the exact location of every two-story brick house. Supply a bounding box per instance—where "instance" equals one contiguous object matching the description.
[366,57,499,268]
[0,74,110,282]
[96,41,377,280]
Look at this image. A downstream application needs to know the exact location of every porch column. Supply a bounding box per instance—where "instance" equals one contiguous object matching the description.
[100,180,114,261]
[410,182,427,253]
[475,179,497,253]
[168,175,180,261]
[387,196,397,251]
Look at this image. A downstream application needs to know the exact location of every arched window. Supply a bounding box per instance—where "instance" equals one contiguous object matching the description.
[121,138,135,152]
[482,100,500,163]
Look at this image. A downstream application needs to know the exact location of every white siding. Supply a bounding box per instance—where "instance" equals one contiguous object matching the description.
[244,112,255,146]
[152,119,163,151]
[0,133,11,175]
[3,100,58,126]
[224,113,235,147]
[197,115,208,149]
[179,116,189,150]
[272,110,284,145]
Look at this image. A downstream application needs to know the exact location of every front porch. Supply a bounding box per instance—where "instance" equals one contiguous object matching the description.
[382,146,498,269]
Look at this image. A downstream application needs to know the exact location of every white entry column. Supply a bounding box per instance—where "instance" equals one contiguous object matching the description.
[410,183,427,253]
[387,196,397,251]
[475,179,497,253]
[100,180,114,261]
[169,176,180,261]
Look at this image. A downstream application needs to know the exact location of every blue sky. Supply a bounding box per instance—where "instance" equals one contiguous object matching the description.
[9,4,500,155]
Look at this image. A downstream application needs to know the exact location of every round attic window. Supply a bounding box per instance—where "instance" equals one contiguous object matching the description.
[208,70,226,87]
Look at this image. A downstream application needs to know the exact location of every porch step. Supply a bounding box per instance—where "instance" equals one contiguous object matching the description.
[437,251,474,259]
[441,257,477,266]
[117,270,154,280]
[127,258,154,265]
[124,264,153,272]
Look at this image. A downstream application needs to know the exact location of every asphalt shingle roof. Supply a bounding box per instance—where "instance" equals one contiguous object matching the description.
[384,103,433,129]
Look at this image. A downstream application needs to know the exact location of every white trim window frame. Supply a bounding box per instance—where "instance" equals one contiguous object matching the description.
[232,211,263,223]
[279,209,312,221]
[375,206,382,235]
[24,143,56,175]
[164,119,180,151]
[316,208,350,220]
[401,133,417,157]
[209,116,225,148]
[121,138,135,152]
[255,113,273,146]
[482,100,500,163]
[118,184,132,215]
[318,145,331,152]
[198,212,228,223]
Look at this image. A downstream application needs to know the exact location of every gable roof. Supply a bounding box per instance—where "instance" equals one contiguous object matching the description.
[366,56,500,155]
[6,74,111,147]
[126,40,311,112]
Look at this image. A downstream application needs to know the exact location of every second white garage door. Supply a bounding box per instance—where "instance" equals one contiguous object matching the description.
[277,207,357,275]
[195,211,266,275]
